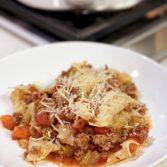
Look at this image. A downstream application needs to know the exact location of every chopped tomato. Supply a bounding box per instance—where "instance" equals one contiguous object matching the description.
[12,126,30,139]
[35,112,52,127]
[1,115,15,130]
[73,118,87,130]
[98,158,107,165]
[129,143,138,153]
[93,127,109,134]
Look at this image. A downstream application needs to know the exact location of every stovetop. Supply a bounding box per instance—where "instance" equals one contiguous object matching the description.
[0,0,167,41]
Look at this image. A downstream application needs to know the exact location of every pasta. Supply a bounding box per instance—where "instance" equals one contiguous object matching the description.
[1,62,151,166]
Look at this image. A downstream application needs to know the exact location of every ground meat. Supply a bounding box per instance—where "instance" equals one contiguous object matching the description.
[42,95,56,104]
[61,70,70,77]
[92,132,120,151]
[13,112,23,125]
[74,148,84,161]
[124,103,147,116]
[105,76,120,91]
[35,97,56,113]
[120,127,130,142]
[124,104,133,113]
[51,83,63,94]
[82,63,92,69]
[83,127,94,135]
[120,83,138,99]
[107,133,120,144]
[92,134,113,151]
[138,107,147,115]
[50,131,58,139]
[23,93,34,104]
[128,125,149,144]
[35,101,43,112]
[59,109,76,122]
[111,145,122,153]
[31,92,42,100]
[29,125,42,138]
[71,87,80,96]
[134,104,147,115]
[23,91,42,104]
[71,87,81,102]
[75,133,90,150]
[61,63,92,77]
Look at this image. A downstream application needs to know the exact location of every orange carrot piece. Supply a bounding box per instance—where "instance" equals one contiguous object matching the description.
[73,118,87,130]
[12,126,30,140]
[1,115,15,130]
[129,143,138,153]
[93,127,109,134]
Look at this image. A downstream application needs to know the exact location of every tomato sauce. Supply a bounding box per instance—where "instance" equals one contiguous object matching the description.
[46,153,107,167]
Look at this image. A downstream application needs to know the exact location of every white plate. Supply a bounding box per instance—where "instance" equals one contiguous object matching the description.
[0,42,167,167]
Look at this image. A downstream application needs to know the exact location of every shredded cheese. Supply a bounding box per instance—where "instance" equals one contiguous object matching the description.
[51,124,59,132]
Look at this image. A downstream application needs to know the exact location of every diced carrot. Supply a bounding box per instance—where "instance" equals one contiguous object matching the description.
[129,143,138,153]
[1,115,15,130]
[12,126,30,140]
[93,127,109,134]
[73,118,87,130]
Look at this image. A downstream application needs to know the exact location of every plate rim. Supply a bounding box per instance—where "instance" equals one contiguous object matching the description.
[0,41,167,74]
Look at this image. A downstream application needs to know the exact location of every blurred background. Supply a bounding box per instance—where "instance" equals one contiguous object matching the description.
[0,0,167,68]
